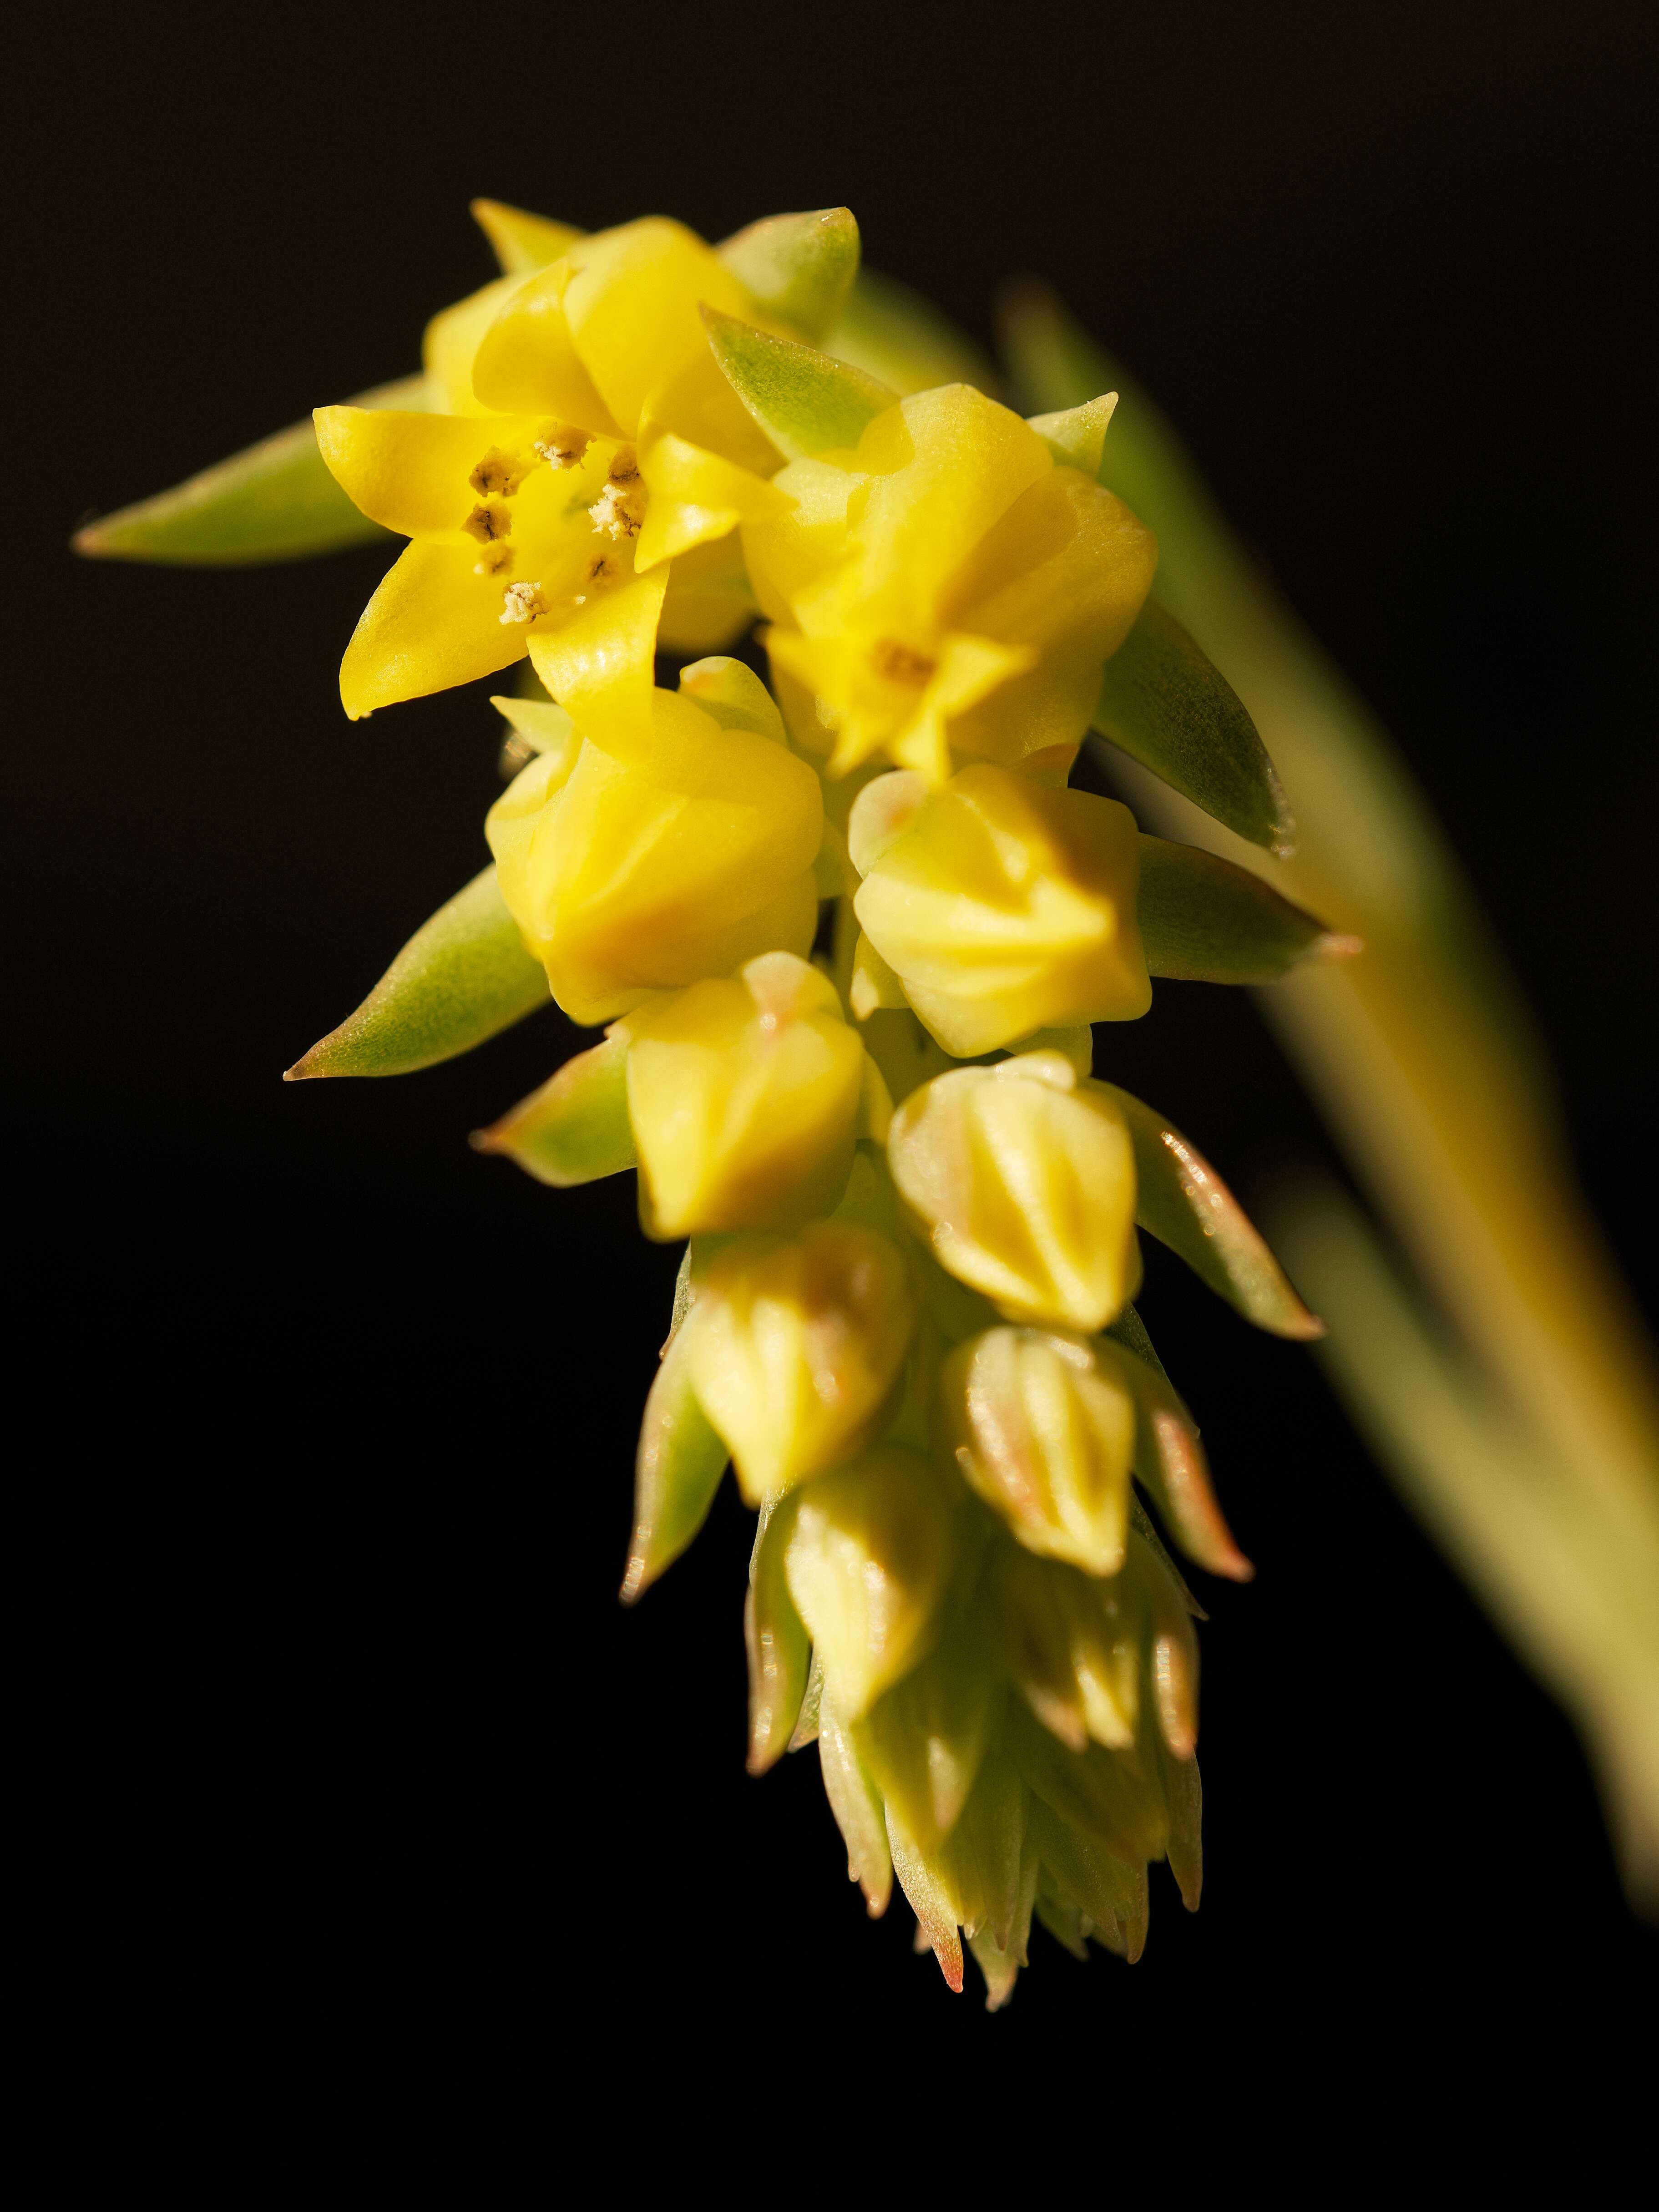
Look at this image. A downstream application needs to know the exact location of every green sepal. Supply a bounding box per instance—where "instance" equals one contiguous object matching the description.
[1100,1083,1324,1340]
[620,1331,730,1604]
[818,1692,893,1918]
[746,1495,811,1775]
[677,654,788,741]
[1026,393,1117,478]
[1101,1301,1173,1390]
[826,268,996,398]
[73,373,424,566]
[470,1029,636,1187]
[702,308,895,463]
[1093,600,1296,855]
[1158,1741,1204,1912]
[285,866,548,1082]
[717,207,861,343]
[1138,834,1354,982]
[885,1806,964,1990]
[1008,1700,1168,1867]
[1026,1795,1147,1962]
[1093,1338,1252,1582]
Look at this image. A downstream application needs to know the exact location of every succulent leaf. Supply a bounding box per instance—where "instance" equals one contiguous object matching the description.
[470,1030,636,1187]
[717,208,861,343]
[1101,1083,1324,1339]
[284,866,549,1082]
[73,375,425,566]
[622,1331,731,1603]
[702,308,895,462]
[1093,600,1296,855]
[1138,835,1355,982]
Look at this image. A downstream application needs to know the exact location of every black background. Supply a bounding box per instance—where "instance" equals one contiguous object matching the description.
[10,0,1657,2168]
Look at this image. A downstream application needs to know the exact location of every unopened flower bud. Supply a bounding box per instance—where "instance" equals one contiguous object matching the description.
[993,1545,1139,1752]
[485,686,822,1026]
[681,1220,917,1503]
[784,1445,958,1720]
[941,1326,1135,1576]
[887,1053,1141,1332]
[626,952,874,1239]
[850,763,1150,1055]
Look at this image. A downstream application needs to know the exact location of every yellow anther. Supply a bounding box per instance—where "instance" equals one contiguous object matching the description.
[499,581,548,626]
[533,424,592,470]
[463,500,512,545]
[468,448,533,498]
[472,542,514,578]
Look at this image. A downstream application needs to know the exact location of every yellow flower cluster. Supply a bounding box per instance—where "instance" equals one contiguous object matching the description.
[91,197,1343,2006]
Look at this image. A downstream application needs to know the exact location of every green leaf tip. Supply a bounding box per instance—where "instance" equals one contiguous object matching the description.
[702,307,895,462]
[1138,835,1357,984]
[1027,393,1118,479]
[622,1333,730,1604]
[1094,602,1297,856]
[718,207,861,343]
[1100,1083,1325,1341]
[73,375,425,567]
[470,1029,636,1187]
[285,865,549,1082]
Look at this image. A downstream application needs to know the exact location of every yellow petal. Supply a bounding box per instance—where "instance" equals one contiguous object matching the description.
[526,569,668,756]
[635,424,788,571]
[658,533,759,653]
[470,260,621,434]
[557,217,756,440]
[422,273,526,415]
[340,540,531,719]
[314,406,547,537]
[470,199,585,276]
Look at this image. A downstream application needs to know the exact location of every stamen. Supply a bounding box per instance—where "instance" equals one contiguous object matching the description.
[472,542,513,577]
[534,424,592,470]
[463,500,512,545]
[869,638,937,685]
[499,581,549,626]
[469,448,533,498]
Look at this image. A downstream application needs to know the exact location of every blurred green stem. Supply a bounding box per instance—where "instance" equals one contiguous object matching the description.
[1000,283,1659,1898]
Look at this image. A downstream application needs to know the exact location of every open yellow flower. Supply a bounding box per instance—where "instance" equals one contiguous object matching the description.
[746,383,1158,785]
[317,211,859,732]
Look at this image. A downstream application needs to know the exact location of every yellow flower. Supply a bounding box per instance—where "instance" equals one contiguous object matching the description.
[625,952,882,1238]
[316,213,820,734]
[746,382,1157,784]
[886,1052,1142,1332]
[849,763,1150,1057]
[484,675,822,1027]
[680,1221,917,1500]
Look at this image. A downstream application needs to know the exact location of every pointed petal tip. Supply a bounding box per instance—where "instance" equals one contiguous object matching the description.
[71,520,113,559]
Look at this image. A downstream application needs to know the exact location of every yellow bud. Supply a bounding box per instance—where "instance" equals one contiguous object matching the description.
[941,1326,1134,1576]
[784,1446,957,1720]
[485,688,822,1026]
[887,1054,1141,1332]
[681,1220,917,1503]
[626,952,868,1238]
[850,763,1150,1057]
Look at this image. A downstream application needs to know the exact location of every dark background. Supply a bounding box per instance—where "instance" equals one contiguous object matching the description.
[10,0,1657,2166]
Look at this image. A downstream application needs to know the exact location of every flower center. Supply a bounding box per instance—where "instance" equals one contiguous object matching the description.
[869,638,937,686]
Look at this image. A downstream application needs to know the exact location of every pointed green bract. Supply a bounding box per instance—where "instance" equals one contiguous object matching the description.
[1026,393,1117,478]
[1138,835,1356,983]
[1100,1082,1324,1339]
[746,1498,811,1774]
[1100,1301,1174,1390]
[622,1332,731,1603]
[818,1694,893,1916]
[1093,1338,1252,1582]
[284,866,549,1082]
[1093,601,1296,855]
[702,308,895,463]
[1026,1794,1143,1959]
[73,375,425,566]
[826,268,996,398]
[471,1031,636,1187]
[718,207,861,343]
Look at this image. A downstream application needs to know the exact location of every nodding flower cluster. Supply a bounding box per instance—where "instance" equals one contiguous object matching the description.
[88,203,1356,2006]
